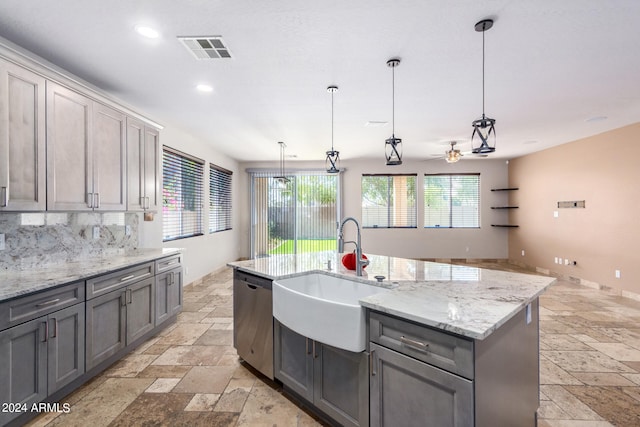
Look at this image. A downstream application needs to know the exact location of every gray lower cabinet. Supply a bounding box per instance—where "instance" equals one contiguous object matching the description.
[274,320,368,427]
[86,277,155,370]
[370,342,473,427]
[0,302,84,426]
[155,267,183,326]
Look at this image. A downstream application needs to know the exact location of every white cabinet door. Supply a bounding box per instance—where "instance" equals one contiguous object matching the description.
[46,81,92,211]
[93,102,126,210]
[126,116,160,211]
[0,59,46,211]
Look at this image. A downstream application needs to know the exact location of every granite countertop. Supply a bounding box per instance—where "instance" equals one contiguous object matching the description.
[228,251,556,340]
[0,248,182,302]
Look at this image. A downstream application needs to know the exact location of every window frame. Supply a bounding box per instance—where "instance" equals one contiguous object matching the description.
[361,173,417,229]
[423,173,480,229]
[209,164,233,234]
[162,146,205,241]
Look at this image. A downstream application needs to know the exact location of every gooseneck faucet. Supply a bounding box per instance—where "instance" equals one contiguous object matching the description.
[338,217,369,276]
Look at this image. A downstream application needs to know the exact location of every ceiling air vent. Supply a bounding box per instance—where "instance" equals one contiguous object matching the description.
[178,36,232,60]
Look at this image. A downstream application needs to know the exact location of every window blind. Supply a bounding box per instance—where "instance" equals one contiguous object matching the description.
[424,174,479,228]
[361,174,417,228]
[162,147,204,241]
[209,164,232,233]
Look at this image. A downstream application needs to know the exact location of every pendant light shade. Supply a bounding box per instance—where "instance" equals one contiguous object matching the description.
[385,58,403,165]
[325,86,340,173]
[471,19,497,154]
[273,141,290,189]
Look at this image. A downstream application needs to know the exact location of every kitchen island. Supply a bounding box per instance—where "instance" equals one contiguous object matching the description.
[229,252,556,427]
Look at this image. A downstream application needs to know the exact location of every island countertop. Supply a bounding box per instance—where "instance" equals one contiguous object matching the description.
[0,248,182,302]
[228,252,556,340]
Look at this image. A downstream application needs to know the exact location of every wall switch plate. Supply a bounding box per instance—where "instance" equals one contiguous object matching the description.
[92,226,100,239]
[554,211,559,218]
[554,257,558,264]
[0,233,5,250]
[521,250,525,257]
[125,225,132,236]
[565,259,569,265]
[615,270,621,279]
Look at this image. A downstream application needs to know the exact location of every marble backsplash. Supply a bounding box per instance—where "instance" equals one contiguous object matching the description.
[0,212,139,270]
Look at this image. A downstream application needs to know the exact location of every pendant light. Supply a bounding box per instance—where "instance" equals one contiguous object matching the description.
[385,58,402,165]
[273,141,290,189]
[471,19,497,154]
[325,86,340,173]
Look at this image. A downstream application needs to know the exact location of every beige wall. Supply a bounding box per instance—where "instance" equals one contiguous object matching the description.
[509,122,640,293]
[239,157,510,260]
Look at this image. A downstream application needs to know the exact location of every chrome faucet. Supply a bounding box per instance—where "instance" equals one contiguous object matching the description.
[338,217,369,276]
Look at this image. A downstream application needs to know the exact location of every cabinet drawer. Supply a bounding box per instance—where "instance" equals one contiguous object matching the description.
[155,254,182,273]
[86,262,154,299]
[369,311,474,379]
[0,281,85,331]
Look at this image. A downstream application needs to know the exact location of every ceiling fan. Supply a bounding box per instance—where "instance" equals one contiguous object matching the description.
[426,141,487,163]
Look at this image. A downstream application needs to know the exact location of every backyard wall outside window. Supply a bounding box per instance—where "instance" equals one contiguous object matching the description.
[209,164,232,233]
[424,174,479,228]
[361,174,417,228]
[162,147,204,241]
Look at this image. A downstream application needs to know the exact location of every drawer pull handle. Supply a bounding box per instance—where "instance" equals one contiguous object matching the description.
[370,349,377,376]
[1,186,7,207]
[36,298,60,307]
[120,275,136,282]
[400,336,430,352]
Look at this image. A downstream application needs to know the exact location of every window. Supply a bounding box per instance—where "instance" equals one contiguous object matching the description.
[162,147,204,241]
[209,164,232,233]
[361,174,417,228]
[424,174,479,228]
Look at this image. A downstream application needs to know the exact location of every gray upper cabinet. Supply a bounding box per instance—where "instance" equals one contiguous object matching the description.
[46,81,126,211]
[127,117,160,212]
[0,59,46,211]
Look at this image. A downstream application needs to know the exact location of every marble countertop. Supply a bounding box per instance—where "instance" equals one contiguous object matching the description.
[228,251,556,340]
[0,248,182,301]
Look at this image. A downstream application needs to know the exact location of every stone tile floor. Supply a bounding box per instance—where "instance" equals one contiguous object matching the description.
[25,264,640,426]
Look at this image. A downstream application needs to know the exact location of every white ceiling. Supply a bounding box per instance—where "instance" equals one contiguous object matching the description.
[1,0,639,162]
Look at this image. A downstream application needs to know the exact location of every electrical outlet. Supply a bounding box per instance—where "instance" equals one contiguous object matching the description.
[615,270,621,279]
[125,225,132,236]
[565,259,569,265]
[553,211,559,218]
[554,257,558,264]
[0,233,5,250]
[521,250,525,257]
[92,226,100,239]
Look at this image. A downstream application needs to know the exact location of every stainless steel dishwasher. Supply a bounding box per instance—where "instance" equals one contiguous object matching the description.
[233,269,274,379]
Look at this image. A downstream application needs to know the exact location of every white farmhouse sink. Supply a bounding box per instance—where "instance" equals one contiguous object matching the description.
[273,273,387,352]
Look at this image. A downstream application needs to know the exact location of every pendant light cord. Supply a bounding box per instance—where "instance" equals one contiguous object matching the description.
[482,26,486,117]
[392,64,395,136]
[331,90,335,151]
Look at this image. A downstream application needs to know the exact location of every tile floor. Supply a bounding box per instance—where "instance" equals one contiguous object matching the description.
[25,265,640,427]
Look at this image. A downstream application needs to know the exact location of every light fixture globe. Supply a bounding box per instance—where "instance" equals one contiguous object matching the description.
[273,141,290,189]
[445,141,463,163]
[385,58,403,165]
[471,18,497,155]
[325,86,340,173]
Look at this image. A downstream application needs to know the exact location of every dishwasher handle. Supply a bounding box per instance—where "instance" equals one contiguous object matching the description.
[246,283,258,290]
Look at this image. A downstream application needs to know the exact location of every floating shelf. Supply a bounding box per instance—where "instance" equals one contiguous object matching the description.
[491,206,519,209]
[491,188,519,191]
[491,224,519,228]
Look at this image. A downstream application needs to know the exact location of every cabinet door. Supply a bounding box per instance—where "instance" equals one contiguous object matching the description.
[86,289,126,370]
[314,343,369,427]
[370,343,473,427]
[274,320,313,402]
[0,60,46,211]
[47,303,85,394]
[126,277,155,344]
[93,102,126,210]
[0,318,47,426]
[46,82,93,210]
[143,125,160,211]
[156,268,183,326]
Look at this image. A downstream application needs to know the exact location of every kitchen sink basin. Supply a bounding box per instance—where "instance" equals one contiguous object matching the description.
[273,273,387,352]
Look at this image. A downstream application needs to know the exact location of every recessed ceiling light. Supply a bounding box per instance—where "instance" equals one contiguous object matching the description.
[586,116,607,123]
[135,25,159,39]
[196,84,213,93]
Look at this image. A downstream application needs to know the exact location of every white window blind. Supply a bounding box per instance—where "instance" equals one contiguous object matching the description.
[162,147,204,241]
[209,164,232,233]
[424,174,479,228]
[361,174,417,228]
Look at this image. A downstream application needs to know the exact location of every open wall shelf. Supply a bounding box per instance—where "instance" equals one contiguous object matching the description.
[491,188,519,227]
